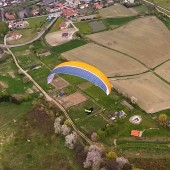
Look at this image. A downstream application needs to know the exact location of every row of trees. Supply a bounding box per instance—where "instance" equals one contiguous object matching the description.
[53,117,132,170]
[0,94,31,104]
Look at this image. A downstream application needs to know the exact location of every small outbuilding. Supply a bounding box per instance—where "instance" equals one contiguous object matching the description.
[131,130,142,137]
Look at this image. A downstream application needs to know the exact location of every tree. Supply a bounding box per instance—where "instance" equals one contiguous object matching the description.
[61,125,71,136]
[65,131,77,149]
[64,120,71,126]
[106,151,117,159]
[158,114,168,126]
[83,145,103,170]
[101,158,119,170]
[54,117,62,134]
[91,132,99,142]
[0,22,9,37]
[97,129,106,139]
[116,157,129,169]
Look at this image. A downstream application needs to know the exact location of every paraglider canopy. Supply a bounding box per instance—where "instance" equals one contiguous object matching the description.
[47,61,112,95]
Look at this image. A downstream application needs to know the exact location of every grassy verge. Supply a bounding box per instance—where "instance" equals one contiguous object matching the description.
[48,17,65,33]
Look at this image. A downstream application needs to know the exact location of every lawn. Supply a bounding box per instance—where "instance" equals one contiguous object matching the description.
[68,100,106,134]
[83,85,116,108]
[48,17,65,33]
[74,21,93,34]
[61,74,87,85]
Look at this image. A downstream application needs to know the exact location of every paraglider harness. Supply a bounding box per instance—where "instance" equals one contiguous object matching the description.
[85,108,93,115]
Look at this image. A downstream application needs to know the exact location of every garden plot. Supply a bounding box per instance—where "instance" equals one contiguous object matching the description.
[57,92,87,108]
[50,77,69,90]
[110,72,170,113]
[99,4,137,18]
[45,28,76,46]
[87,16,170,68]
[61,43,147,77]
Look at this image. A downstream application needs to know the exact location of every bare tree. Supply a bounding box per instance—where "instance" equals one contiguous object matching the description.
[61,125,71,136]
[91,132,99,142]
[116,157,129,169]
[84,145,103,170]
[65,131,77,149]
[54,117,62,134]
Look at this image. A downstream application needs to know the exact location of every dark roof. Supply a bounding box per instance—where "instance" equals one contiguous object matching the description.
[17,8,31,19]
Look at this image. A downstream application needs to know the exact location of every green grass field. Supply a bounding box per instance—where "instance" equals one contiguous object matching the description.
[50,39,87,54]
[75,16,139,34]
[48,17,65,33]
[0,102,82,170]
[74,21,93,34]
[0,60,33,95]
[102,16,138,28]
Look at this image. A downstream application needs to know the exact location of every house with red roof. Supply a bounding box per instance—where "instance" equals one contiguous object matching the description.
[5,12,15,20]
[62,8,78,18]
[55,2,64,9]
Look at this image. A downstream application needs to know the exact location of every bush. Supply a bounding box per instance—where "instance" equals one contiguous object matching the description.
[106,151,117,159]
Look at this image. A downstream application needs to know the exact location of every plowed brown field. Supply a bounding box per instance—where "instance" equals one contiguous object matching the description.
[111,73,170,113]
[87,16,170,68]
[61,43,147,77]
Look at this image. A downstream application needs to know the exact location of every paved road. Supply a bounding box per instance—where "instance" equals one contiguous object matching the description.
[0,17,58,48]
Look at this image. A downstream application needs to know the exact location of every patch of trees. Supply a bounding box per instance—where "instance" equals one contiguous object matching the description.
[53,115,133,170]
[97,123,119,139]
[156,12,170,29]
[158,113,170,128]
[0,94,31,104]
[0,22,9,38]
